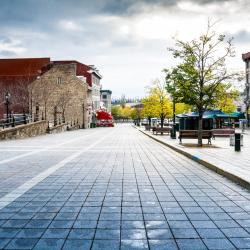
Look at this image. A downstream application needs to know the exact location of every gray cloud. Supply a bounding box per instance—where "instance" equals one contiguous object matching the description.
[0,0,238,27]
[0,0,246,97]
[232,30,250,44]
[0,35,12,44]
[0,50,17,57]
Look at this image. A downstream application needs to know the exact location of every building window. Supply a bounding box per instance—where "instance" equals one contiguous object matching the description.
[102,94,107,99]
[57,77,63,84]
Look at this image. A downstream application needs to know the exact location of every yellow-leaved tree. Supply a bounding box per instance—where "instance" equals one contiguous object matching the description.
[141,95,158,126]
[214,84,239,113]
[175,103,192,115]
[144,79,172,128]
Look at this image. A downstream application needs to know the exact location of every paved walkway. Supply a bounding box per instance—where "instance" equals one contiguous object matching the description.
[0,124,250,249]
[140,127,250,189]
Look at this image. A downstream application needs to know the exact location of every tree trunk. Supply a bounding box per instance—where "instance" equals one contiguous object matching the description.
[161,115,164,135]
[160,116,164,128]
[247,105,249,127]
[148,117,151,126]
[198,111,203,147]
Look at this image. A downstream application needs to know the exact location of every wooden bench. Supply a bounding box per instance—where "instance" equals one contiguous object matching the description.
[179,130,213,144]
[153,127,171,135]
[212,128,235,138]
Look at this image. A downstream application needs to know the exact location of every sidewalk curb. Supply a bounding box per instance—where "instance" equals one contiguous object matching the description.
[138,128,250,190]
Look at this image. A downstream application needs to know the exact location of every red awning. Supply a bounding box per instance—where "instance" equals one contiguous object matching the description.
[96,111,113,120]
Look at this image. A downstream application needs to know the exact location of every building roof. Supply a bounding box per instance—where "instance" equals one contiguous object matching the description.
[177,110,240,119]
[0,58,50,76]
[0,58,101,88]
[53,60,102,87]
[101,89,112,94]
[242,52,250,61]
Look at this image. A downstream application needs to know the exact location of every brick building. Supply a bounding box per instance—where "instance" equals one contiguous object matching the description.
[0,58,102,128]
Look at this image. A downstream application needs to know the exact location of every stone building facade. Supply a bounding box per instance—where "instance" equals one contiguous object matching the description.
[0,58,103,129]
[31,63,89,128]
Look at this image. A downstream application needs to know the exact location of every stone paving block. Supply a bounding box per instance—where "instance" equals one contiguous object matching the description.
[176,238,207,250]
[48,219,74,229]
[95,229,120,240]
[149,239,178,250]
[196,228,225,239]
[214,220,240,228]
[39,206,61,213]
[230,237,250,248]
[11,212,35,220]
[101,206,121,213]
[5,238,38,249]
[97,220,120,229]
[203,238,236,249]
[0,228,20,238]
[122,213,143,221]
[2,219,29,228]
[144,213,165,221]
[42,228,70,239]
[122,220,145,229]
[0,213,15,220]
[123,206,142,214]
[33,212,56,220]
[147,228,173,239]
[121,239,149,250]
[172,228,199,239]
[62,239,91,250]
[121,229,147,240]
[68,228,95,239]
[33,238,65,250]
[16,228,45,239]
[221,227,250,237]
[191,220,217,229]
[165,213,188,221]
[168,220,193,229]
[186,213,210,221]
[0,238,11,248]
[207,212,231,220]
[92,239,120,250]
[54,212,78,220]
[25,219,51,229]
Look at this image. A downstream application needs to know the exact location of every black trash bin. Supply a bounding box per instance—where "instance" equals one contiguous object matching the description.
[170,124,176,139]
[235,133,241,151]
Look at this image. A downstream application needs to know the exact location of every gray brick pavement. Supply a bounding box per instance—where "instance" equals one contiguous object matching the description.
[0,124,250,249]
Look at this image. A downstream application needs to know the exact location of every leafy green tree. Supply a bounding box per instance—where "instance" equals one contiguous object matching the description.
[166,21,236,146]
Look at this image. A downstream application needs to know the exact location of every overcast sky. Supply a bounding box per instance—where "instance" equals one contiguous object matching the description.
[0,0,249,98]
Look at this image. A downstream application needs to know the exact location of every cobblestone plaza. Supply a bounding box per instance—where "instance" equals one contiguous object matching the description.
[0,125,250,249]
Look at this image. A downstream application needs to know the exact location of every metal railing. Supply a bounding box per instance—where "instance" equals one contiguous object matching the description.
[0,114,33,130]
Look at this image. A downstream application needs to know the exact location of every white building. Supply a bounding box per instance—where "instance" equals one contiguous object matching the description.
[100,90,112,113]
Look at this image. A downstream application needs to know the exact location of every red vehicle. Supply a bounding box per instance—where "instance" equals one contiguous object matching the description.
[96,110,114,127]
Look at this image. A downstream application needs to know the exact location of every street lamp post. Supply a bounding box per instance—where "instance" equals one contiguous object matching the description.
[4,92,11,125]
[171,94,177,139]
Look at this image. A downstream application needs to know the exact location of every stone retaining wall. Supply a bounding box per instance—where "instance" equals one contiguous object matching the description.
[47,123,67,134]
[0,121,48,140]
